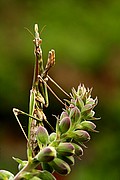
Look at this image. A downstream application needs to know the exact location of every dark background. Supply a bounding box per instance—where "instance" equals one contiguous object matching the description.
[0,0,120,179]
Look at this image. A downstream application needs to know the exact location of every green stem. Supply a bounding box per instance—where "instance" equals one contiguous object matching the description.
[13,158,40,180]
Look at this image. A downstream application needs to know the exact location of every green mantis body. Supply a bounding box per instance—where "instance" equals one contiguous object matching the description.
[13,24,55,160]
[28,24,55,159]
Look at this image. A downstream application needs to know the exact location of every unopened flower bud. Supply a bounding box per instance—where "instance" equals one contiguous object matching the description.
[77,84,86,97]
[73,130,90,142]
[87,111,100,120]
[57,142,75,156]
[86,97,98,108]
[36,146,56,162]
[58,155,75,166]
[86,98,95,105]
[59,117,71,134]
[70,98,76,105]
[49,132,57,142]
[86,110,100,120]
[71,87,77,99]
[36,126,49,145]
[87,110,95,118]
[60,111,68,120]
[69,106,81,123]
[75,97,84,110]
[80,121,97,132]
[41,162,54,173]
[69,104,75,108]
[64,156,74,166]
[72,143,83,157]
[49,158,71,175]
[81,104,92,117]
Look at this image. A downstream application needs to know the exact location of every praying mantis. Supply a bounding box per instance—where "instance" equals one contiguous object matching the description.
[13,24,69,161]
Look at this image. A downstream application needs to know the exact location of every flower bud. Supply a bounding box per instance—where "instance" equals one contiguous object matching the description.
[49,158,71,175]
[72,143,83,157]
[69,106,81,123]
[41,162,54,173]
[58,155,75,166]
[57,142,75,156]
[81,104,92,117]
[64,156,74,166]
[86,98,95,105]
[80,121,97,132]
[36,146,56,162]
[73,130,90,142]
[77,84,86,97]
[75,97,84,110]
[87,110,100,120]
[87,110,95,118]
[60,111,68,120]
[69,103,75,109]
[49,132,57,142]
[36,126,49,145]
[71,87,77,99]
[86,97,98,108]
[59,117,71,134]
[70,98,76,105]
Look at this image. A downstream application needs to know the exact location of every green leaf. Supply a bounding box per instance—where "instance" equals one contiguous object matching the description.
[12,157,23,164]
[12,157,27,170]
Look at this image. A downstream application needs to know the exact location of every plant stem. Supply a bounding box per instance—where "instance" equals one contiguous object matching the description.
[13,158,40,180]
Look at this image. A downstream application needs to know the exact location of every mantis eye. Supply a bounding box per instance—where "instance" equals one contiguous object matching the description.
[39,39,42,44]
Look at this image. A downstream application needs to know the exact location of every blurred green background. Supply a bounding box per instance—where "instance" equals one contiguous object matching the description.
[0,0,120,179]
